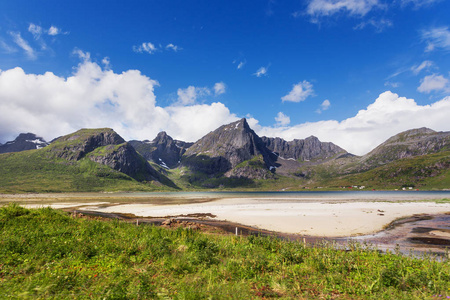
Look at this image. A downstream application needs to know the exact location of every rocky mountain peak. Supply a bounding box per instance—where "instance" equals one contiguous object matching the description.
[129,132,193,169]
[0,133,48,154]
[182,118,275,176]
[46,128,125,161]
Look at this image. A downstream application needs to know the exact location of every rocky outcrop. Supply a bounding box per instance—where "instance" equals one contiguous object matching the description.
[359,128,450,170]
[129,131,193,169]
[87,143,161,182]
[0,133,48,154]
[261,135,347,162]
[181,118,276,176]
[46,128,125,161]
[44,128,162,182]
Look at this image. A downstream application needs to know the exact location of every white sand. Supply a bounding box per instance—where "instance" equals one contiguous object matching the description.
[76,198,450,237]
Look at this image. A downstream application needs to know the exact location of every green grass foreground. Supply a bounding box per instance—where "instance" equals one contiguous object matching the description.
[1,204,450,299]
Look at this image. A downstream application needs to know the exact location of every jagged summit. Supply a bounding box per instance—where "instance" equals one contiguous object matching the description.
[129,131,193,169]
[261,135,347,162]
[0,133,48,154]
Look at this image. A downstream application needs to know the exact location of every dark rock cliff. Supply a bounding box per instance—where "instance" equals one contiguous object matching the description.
[87,143,162,182]
[261,135,347,162]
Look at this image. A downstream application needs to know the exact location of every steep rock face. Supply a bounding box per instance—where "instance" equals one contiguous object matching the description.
[45,128,125,161]
[261,136,347,162]
[87,143,161,181]
[44,128,161,182]
[182,118,275,176]
[129,132,193,169]
[0,133,48,154]
[359,128,450,170]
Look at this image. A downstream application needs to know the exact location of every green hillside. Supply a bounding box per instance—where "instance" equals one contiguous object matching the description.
[0,149,168,193]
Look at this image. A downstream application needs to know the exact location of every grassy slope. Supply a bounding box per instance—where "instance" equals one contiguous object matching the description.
[325,151,450,190]
[1,204,449,299]
[0,149,170,193]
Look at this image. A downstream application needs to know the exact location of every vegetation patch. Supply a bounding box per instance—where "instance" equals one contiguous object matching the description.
[1,204,450,299]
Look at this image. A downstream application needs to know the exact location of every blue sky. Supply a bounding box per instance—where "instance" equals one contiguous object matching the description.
[0,0,449,155]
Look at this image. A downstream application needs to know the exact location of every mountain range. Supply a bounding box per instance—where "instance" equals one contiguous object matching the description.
[0,119,449,192]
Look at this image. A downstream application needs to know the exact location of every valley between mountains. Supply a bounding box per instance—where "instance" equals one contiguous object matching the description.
[0,118,449,192]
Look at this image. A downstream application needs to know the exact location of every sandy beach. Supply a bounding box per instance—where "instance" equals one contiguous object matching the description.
[11,191,450,237]
[77,198,450,237]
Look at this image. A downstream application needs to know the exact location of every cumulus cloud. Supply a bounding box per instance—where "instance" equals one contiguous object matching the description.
[165,43,181,52]
[0,56,238,144]
[9,32,35,59]
[133,42,182,54]
[48,26,61,36]
[254,91,450,155]
[133,42,158,54]
[28,24,43,39]
[176,86,211,105]
[418,74,450,93]
[254,66,268,77]
[421,26,450,52]
[275,112,290,126]
[214,82,226,95]
[306,0,380,19]
[1,58,448,157]
[281,80,314,102]
[316,99,331,113]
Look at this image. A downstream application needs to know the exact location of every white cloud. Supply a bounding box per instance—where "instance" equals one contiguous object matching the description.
[411,60,434,75]
[9,32,35,59]
[254,91,450,155]
[0,40,17,54]
[0,62,449,158]
[133,42,158,54]
[176,86,211,105]
[214,82,226,96]
[48,26,61,36]
[384,81,400,88]
[165,43,181,52]
[316,99,331,114]
[354,18,392,32]
[421,26,450,52]
[102,57,111,69]
[0,57,239,145]
[306,0,380,19]
[237,61,245,69]
[417,74,450,93]
[72,48,91,61]
[275,112,290,126]
[254,66,268,77]
[28,24,43,39]
[281,80,314,102]
[402,0,442,8]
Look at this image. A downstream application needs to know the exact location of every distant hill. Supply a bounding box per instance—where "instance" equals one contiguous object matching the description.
[357,128,450,172]
[0,133,48,154]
